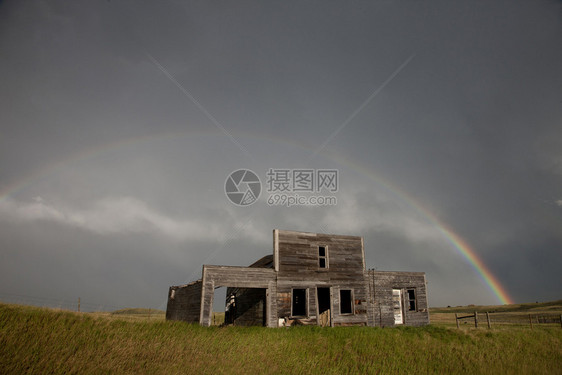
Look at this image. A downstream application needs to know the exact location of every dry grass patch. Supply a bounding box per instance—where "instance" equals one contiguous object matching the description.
[1,303,561,374]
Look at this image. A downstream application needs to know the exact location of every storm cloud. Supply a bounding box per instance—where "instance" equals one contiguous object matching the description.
[1,0,561,311]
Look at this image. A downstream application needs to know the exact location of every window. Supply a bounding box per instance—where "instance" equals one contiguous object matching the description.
[407,289,416,311]
[292,289,307,317]
[318,246,328,269]
[339,289,353,314]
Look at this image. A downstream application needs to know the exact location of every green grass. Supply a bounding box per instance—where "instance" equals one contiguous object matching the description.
[1,303,561,374]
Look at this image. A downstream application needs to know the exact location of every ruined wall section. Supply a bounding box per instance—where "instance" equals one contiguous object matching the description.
[166,280,202,323]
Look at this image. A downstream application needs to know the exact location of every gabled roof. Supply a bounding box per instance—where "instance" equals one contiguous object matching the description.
[249,254,274,269]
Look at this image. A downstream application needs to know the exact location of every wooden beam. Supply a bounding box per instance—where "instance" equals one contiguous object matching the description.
[274,229,279,272]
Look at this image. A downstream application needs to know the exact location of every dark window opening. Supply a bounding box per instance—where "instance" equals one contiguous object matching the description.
[340,289,353,314]
[318,246,328,269]
[407,289,416,311]
[292,289,307,317]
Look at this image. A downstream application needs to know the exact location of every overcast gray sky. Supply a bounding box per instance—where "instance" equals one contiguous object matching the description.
[1,0,561,311]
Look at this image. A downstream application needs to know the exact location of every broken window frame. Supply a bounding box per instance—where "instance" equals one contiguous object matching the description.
[291,288,308,317]
[407,288,417,311]
[339,289,354,315]
[318,245,329,269]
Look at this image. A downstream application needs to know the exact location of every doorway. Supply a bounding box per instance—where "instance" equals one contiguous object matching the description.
[392,289,403,325]
[317,287,331,327]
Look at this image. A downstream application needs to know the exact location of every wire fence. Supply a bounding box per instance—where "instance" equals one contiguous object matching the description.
[454,311,562,329]
[0,291,164,313]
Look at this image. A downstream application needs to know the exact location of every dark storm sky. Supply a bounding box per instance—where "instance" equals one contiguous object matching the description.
[0,0,561,310]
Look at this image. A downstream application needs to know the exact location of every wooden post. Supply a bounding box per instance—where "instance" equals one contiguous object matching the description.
[148,308,151,320]
[474,311,478,328]
[559,314,562,329]
[529,314,533,329]
[78,297,80,312]
[486,312,491,329]
[455,313,459,329]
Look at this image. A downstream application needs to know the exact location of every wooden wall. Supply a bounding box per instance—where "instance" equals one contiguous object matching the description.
[369,270,429,327]
[275,230,369,326]
[199,265,277,327]
[165,280,202,323]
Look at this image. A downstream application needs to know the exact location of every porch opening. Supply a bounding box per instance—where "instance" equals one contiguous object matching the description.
[224,287,266,326]
[212,286,227,326]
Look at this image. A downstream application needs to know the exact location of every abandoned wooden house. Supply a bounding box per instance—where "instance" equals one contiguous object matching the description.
[166,229,429,327]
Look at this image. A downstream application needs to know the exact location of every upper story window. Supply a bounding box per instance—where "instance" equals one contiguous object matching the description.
[318,246,328,269]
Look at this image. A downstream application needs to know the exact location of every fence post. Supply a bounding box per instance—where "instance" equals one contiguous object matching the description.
[78,297,80,313]
[474,311,478,328]
[486,312,491,329]
[529,314,533,329]
[455,313,459,329]
[560,314,562,329]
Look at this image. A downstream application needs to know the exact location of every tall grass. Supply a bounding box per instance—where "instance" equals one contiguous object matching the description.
[1,303,561,374]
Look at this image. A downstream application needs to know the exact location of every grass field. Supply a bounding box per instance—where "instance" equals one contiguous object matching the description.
[430,300,562,329]
[1,302,561,374]
[430,300,562,314]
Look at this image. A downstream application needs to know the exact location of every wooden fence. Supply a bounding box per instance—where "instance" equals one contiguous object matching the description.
[455,312,562,329]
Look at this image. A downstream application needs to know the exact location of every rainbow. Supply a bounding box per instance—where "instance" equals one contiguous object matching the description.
[435,223,513,305]
[331,152,514,305]
[0,130,514,305]
[0,130,178,201]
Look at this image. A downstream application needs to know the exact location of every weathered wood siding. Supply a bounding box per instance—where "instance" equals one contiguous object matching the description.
[369,270,429,327]
[166,229,430,328]
[275,230,369,326]
[166,280,202,323]
[200,265,276,327]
